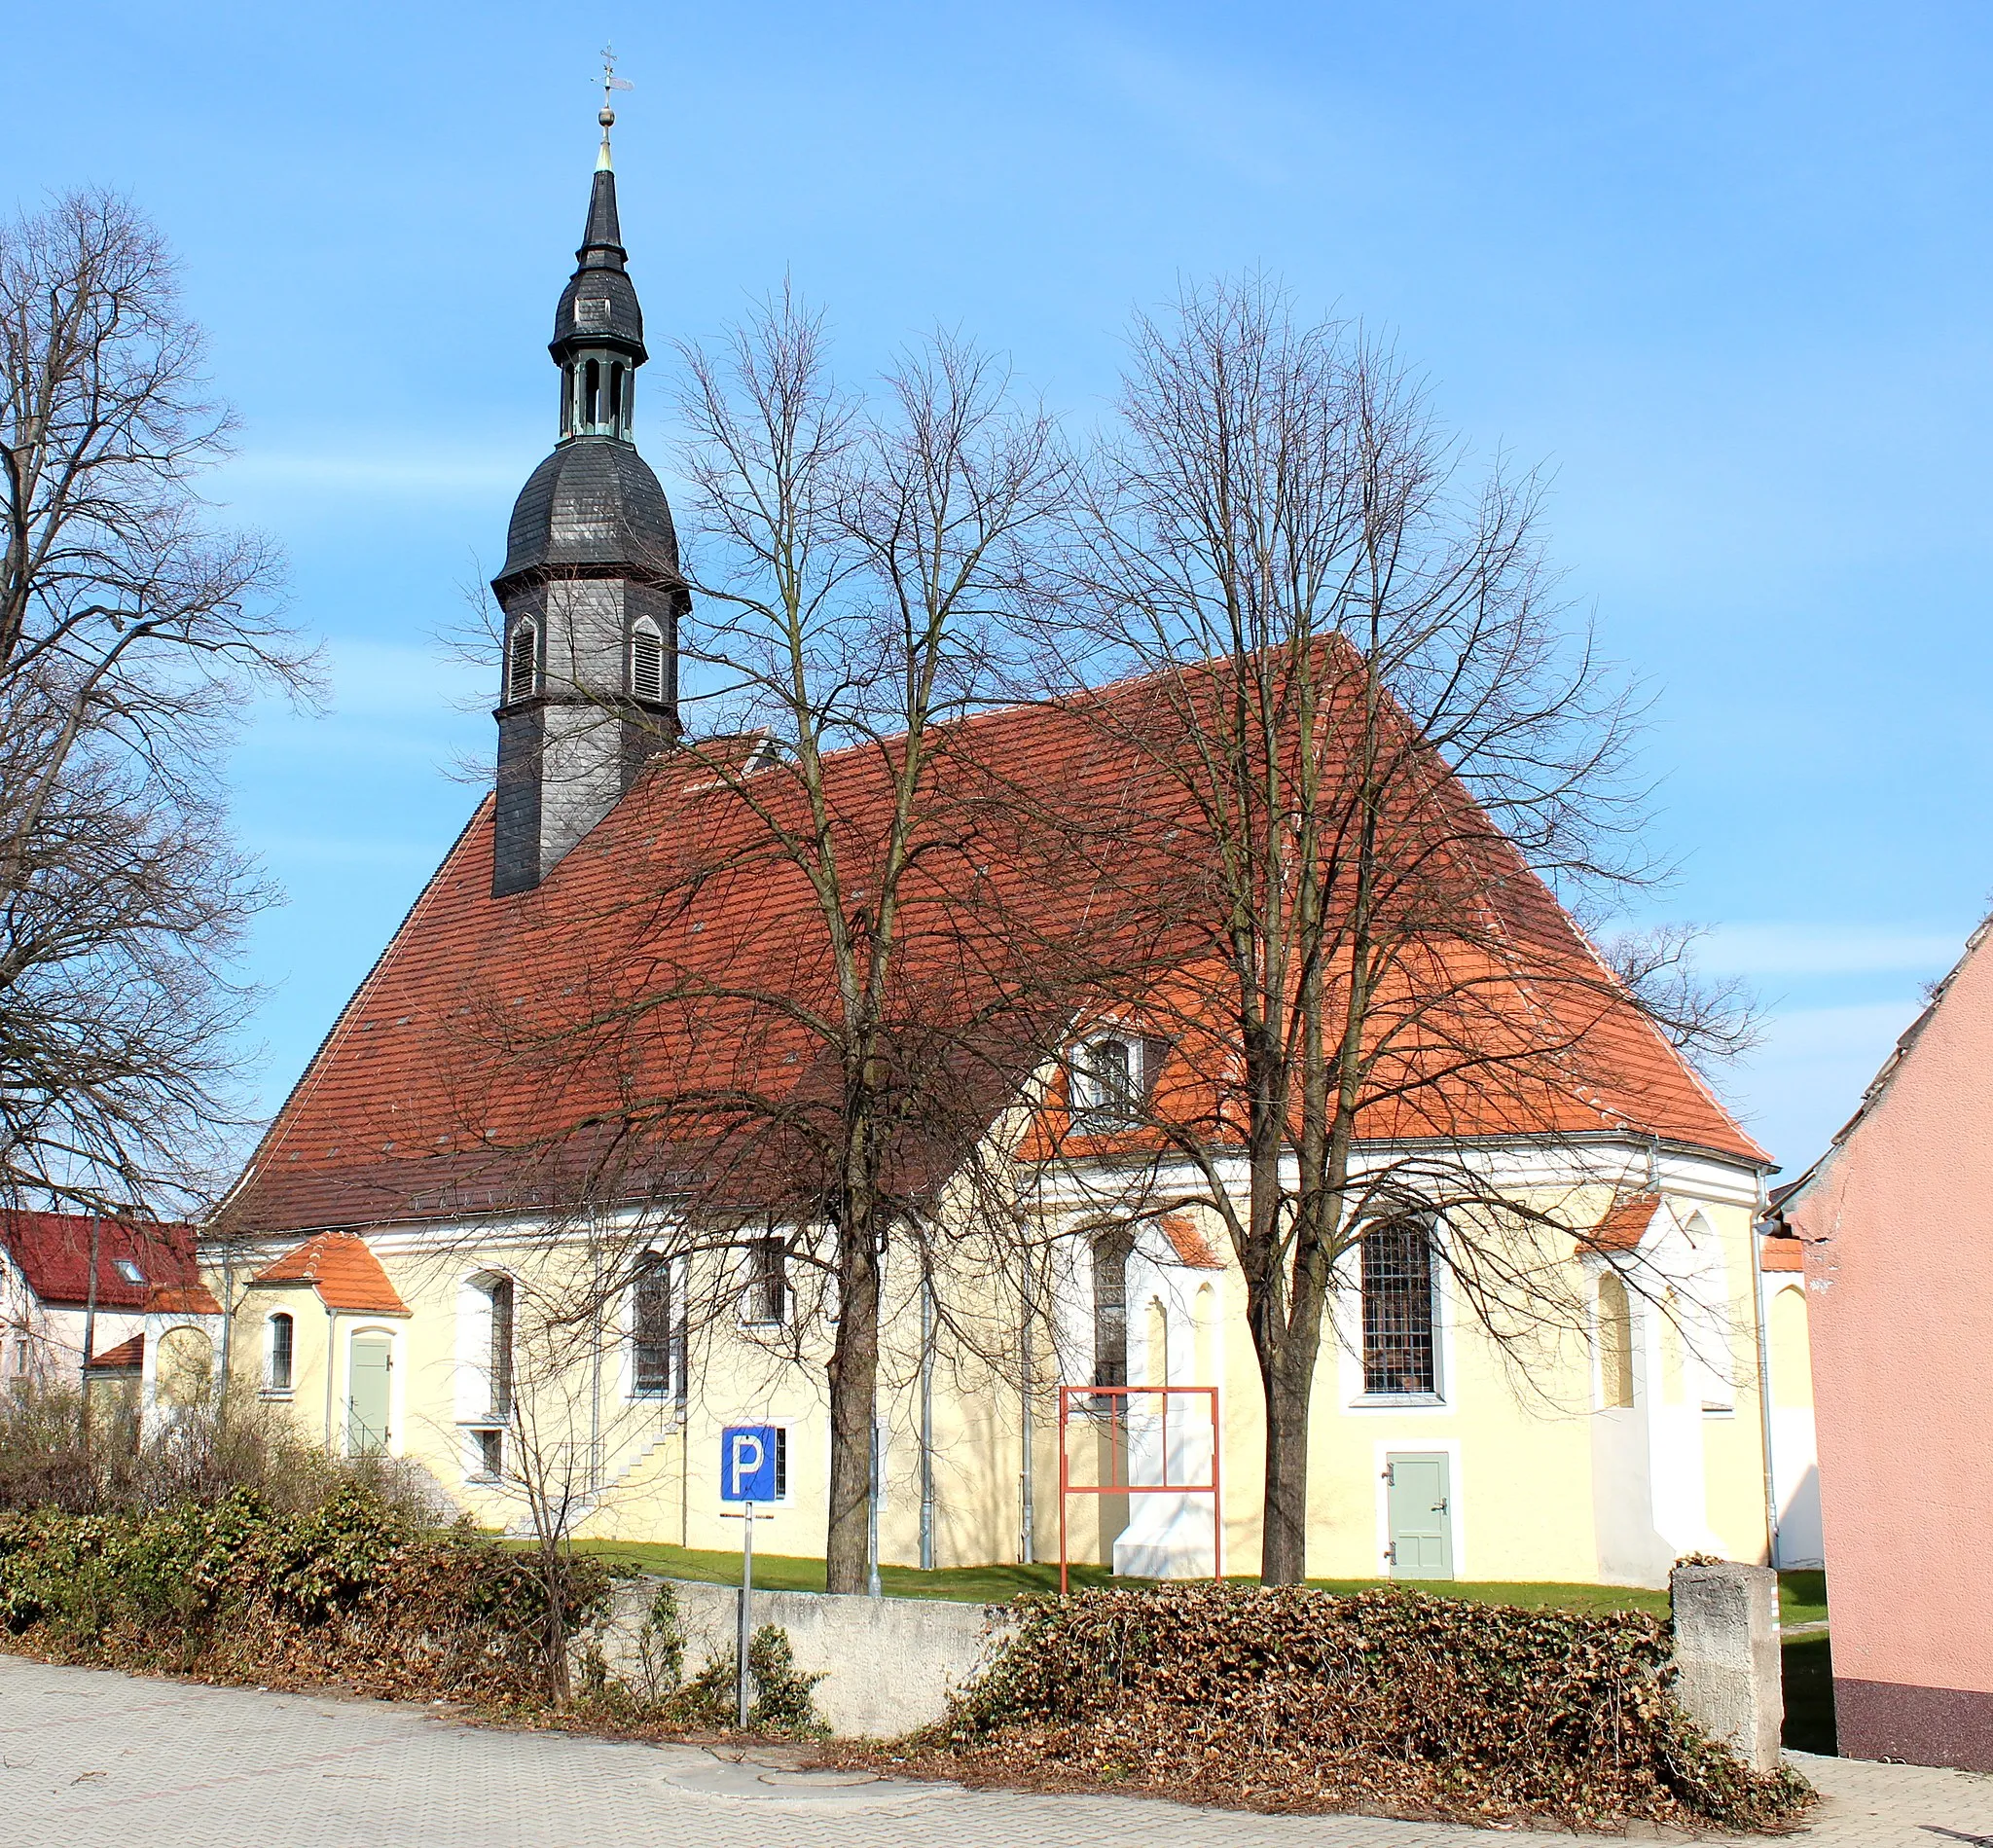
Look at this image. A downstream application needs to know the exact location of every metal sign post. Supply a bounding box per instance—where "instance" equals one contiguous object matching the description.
[720,1424,779,1728]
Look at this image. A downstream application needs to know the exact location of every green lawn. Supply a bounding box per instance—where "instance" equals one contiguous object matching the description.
[1779,1568,1829,1627]
[561,1537,1673,1613]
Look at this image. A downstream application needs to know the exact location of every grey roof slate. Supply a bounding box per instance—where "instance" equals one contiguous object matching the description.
[497,438,682,588]
[552,170,645,360]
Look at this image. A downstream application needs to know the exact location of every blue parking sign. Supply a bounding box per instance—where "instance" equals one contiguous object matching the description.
[721,1425,779,1503]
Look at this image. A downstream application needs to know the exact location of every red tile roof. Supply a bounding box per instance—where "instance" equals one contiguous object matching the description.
[0,1213,199,1310]
[1160,1213,1225,1270]
[1588,1194,1661,1252]
[219,658,1763,1238]
[252,1231,407,1315]
[148,1284,224,1316]
[85,1334,144,1372]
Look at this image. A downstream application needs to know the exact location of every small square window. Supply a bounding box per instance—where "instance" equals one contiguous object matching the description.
[113,1258,144,1286]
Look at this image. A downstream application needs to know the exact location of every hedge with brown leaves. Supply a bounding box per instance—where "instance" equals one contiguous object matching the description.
[909,1583,1811,1830]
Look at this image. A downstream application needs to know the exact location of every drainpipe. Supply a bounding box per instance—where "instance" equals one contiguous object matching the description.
[322,1299,338,1452]
[218,1247,236,1422]
[1749,1171,1781,1569]
[586,1220,603,1502]
[1019,1311,1034,1565]
[919,1274,936,1571]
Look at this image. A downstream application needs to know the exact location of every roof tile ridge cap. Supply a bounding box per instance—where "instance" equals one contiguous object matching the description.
[216,797,497,1225]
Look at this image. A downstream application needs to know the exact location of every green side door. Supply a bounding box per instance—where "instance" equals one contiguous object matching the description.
[348,1335,392,1456]
[1387,1452,1454,1579]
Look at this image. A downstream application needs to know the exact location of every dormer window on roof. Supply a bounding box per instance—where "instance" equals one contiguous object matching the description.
[1071,1033,1146,1131]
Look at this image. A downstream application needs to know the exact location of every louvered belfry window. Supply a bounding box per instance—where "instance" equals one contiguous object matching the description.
[631,621,665,703]
[506,622,537,704]
[1361,1220,1436,1395]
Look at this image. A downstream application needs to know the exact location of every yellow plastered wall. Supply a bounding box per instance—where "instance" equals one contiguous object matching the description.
[209,1183,1769,1586]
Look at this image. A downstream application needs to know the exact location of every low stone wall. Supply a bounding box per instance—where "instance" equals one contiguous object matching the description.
[596,1566,1785,1755]
[594,1575,1016,1738]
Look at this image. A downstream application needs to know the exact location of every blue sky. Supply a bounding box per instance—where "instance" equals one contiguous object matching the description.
[5,1,1988,1177]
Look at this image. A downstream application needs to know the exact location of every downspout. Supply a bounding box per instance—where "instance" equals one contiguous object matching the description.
[1749,1170,1781,1569]
[218,1247,236,1421]
[1019,1301,1034,1565]
[322,1297,338,1452]
[587,1219,603,1504]
[919,1273,936,1571]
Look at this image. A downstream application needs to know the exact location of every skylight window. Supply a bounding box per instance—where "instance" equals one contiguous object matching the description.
[113,1258,144,1285]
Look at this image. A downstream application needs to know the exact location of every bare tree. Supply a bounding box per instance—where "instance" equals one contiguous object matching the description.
[1034,278,1750,1582]
[415,292,1078,1595]
[0,189,315,1220]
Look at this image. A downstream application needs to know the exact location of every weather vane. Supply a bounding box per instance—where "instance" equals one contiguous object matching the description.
[598,45,634,169]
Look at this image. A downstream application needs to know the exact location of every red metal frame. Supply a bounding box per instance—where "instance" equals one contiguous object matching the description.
[1057,1383,1221,1592]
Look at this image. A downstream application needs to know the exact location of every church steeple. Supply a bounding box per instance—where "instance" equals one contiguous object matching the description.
[489,77,684,898]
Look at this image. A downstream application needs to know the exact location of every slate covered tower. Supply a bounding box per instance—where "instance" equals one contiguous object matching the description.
[490,98,684,896]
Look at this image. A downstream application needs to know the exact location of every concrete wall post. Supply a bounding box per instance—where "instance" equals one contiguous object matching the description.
[1671,1560,1783,1771]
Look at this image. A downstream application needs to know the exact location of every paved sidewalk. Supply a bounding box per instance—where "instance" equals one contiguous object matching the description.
[2,1655,1990,1848]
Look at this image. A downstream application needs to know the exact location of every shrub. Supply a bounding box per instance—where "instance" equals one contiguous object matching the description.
[0,1380,448,1523]
[0,1482,609,1707]
[914,1582,1811,1830]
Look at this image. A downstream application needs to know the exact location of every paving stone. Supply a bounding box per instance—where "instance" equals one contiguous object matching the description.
[2,1656,1989,1848]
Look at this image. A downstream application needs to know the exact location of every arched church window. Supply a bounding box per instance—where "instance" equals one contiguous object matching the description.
[507,621,538,705]
[1091,1226,1135,1392]
[267,1312,294,1394]
[631,619,665,703]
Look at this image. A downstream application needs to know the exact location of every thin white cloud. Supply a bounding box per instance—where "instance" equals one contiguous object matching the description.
[217,448,537,497]
[1695,921,1967,978]
[1726,998,1930,1169]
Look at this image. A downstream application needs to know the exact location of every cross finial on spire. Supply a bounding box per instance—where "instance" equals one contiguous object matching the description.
[597,46,634,172]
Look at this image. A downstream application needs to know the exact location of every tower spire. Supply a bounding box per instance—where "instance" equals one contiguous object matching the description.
[488,77,685,897]
[598,46,631,173]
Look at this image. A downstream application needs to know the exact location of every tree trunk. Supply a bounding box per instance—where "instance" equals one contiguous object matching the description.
[1259,1337,1318,1583]
[824,1220,882,1594]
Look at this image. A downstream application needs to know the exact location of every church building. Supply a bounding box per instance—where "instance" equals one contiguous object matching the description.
[206,113,1783,1589]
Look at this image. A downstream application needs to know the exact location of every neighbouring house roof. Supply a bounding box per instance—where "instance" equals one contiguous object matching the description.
[0,1213,202,1312]
[1759,1235,1805,1273]
[85,1334,144,1372]
[1160,1213,1225,1270]
[251,1231,408,1316]
[217,656,1764,1240]
[148,1284,224,1316]
[1588,1194,1662,1252]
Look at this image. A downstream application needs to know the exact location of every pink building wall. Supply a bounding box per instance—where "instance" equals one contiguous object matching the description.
[1784,922,1993,1768]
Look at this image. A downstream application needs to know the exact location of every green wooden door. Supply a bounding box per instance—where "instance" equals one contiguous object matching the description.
[1387,1453,1454,1578]
[348,1335,392,1455]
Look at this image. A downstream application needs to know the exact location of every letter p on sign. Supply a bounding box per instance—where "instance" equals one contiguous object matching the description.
[721,1425,779,1502]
